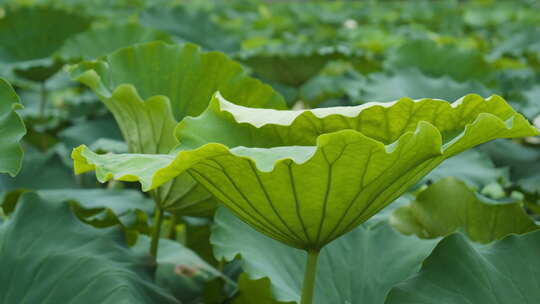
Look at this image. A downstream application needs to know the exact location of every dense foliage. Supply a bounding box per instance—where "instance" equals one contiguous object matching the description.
[1,0,540,303]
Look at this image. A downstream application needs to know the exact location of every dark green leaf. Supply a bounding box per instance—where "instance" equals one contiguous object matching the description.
[386,231,540,304]
[387,40,493,82]
[0,192,178,303]
[0,7,91,81]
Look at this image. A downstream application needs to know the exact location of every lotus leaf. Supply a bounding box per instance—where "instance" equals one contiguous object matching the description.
[72,93,538,250]
[0,7,91,82]
[59,22,172,60]
[0,193,178,303]
[390,177,538,243]
[386,231,540,304]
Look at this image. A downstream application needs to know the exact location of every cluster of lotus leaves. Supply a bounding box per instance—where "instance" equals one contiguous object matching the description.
[70,41,285,216]
[73,91,539,250]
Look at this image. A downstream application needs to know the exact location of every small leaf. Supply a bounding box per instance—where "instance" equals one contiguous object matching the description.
[385,231,540,304]
[238,46,355,87]
[390,178,538,243]
[0,79,25,176]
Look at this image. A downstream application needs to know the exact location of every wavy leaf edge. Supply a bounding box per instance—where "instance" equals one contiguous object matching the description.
[68,41,285,113]
[72,93,539,192]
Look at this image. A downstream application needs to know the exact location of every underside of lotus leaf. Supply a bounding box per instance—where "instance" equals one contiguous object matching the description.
[72,94,539,250]
[70,41,286,216]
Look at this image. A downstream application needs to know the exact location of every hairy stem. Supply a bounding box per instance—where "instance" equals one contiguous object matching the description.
[301,250,320,304]
[150,206,164,257]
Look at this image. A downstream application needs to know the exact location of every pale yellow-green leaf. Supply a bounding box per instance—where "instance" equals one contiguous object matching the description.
[72,94,539,249]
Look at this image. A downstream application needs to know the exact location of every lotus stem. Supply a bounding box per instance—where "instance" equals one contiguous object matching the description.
[168,213,177,240]
[150,206,164,257]
[301,250,320,304]
[39,82,47,119]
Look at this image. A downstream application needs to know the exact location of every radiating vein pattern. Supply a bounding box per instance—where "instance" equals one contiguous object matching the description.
[73,94,539,249]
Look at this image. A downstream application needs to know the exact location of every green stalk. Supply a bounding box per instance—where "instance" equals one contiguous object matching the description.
[150,206,164,257]
[301,250,320,304]
[167,213,177,240]
[39,82,47,120]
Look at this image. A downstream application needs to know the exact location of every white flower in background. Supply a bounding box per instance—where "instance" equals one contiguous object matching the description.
[343,19,358,29]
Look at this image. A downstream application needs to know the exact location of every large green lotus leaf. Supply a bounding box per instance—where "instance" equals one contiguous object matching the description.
[0,79,25,176]
[133,235,227,304]
[212,208,438,304]
[69,41,285,137]
[357,68,491,104]
[59,22,172,60]
[72,94,538,249]
[390,178,538,243]
[0,192,178,303]
[174,93,535,152]
[70,41,285,215]
[0,7,91,82]
[385,230,540,304]
[386,40,493,83]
